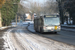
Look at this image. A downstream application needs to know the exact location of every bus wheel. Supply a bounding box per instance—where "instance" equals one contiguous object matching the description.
[40,31,43,33]
[35,30,38,32]
[54,32,57,34]
[40,28,43,33]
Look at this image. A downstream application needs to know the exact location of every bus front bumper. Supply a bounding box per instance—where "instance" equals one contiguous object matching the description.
[43,29,61,32]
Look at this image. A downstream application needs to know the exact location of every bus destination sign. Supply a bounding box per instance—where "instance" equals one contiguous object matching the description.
[46,15,56,17]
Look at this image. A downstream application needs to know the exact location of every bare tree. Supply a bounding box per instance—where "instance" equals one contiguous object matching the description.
[28,0,58,16]
[29,2,43,16]
[44,0,59,14]
[18,0,58,17]
[18,0,29,15]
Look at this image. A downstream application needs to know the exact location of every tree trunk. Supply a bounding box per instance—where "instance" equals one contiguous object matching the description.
[0,9,2,27]
[16,15,17,25]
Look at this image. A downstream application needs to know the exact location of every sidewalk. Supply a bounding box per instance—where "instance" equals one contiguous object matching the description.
[0,25,16,30]
[0,30,6,50]
[61,24,75,32]
[0,25,17,50]
[61,27,75,32]
[61,24,75,29]
[28,25,35,33]
[28,24,75,33]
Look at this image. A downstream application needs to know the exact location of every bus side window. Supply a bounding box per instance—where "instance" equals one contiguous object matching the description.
[39,18,41,25]
[41,18,43,26]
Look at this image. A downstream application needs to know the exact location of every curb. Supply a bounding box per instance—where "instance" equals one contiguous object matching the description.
[0,25,17,30]
[61,25,75,29]
[27,25,36,33]
[61,29,75,32]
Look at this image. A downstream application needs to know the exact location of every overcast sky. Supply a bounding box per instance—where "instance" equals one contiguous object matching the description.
[21,0,56,4]
[20,0,56,8]
[31,0,56,3]
[32,0,46,3]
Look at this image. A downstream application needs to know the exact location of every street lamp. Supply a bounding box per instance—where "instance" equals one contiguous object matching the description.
[56,0,64,24]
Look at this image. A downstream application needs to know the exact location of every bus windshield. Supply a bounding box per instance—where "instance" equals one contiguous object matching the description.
[44,17,60,26]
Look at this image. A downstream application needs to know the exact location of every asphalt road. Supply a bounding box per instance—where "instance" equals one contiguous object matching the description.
[39,31,75,46]
[4,23,75,50]
[28,24,75,46]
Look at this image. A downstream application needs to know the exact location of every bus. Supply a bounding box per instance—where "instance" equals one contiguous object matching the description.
[34,15,61,33]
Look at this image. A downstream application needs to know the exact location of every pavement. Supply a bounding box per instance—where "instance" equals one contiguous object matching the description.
[0,25,16,50]
[61,24,75,29]
[27,25,35,33]
[61,24,75,32]
[0,25,16,30]
[62,24,75,27]
[27,24,75,46]
[0,22,33,50]
[28,24,75,33]
[0,27,12,50]
[6,23,75,50]
[0,22,75,50]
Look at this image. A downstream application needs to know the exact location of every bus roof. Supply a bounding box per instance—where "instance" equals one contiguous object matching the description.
[34,15,59,19]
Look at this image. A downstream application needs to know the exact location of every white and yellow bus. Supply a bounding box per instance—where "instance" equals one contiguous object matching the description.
[34,15,61,33]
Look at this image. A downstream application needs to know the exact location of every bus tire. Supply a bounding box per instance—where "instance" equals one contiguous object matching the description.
[35,29,38,32]
[35,30,38,32]
[40,28,43,33]
[35,28,37,32]
[54,32,57,34]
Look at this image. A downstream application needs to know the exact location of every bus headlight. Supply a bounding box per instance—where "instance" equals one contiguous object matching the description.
[57,26,61,29]
[44,27,47,29]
